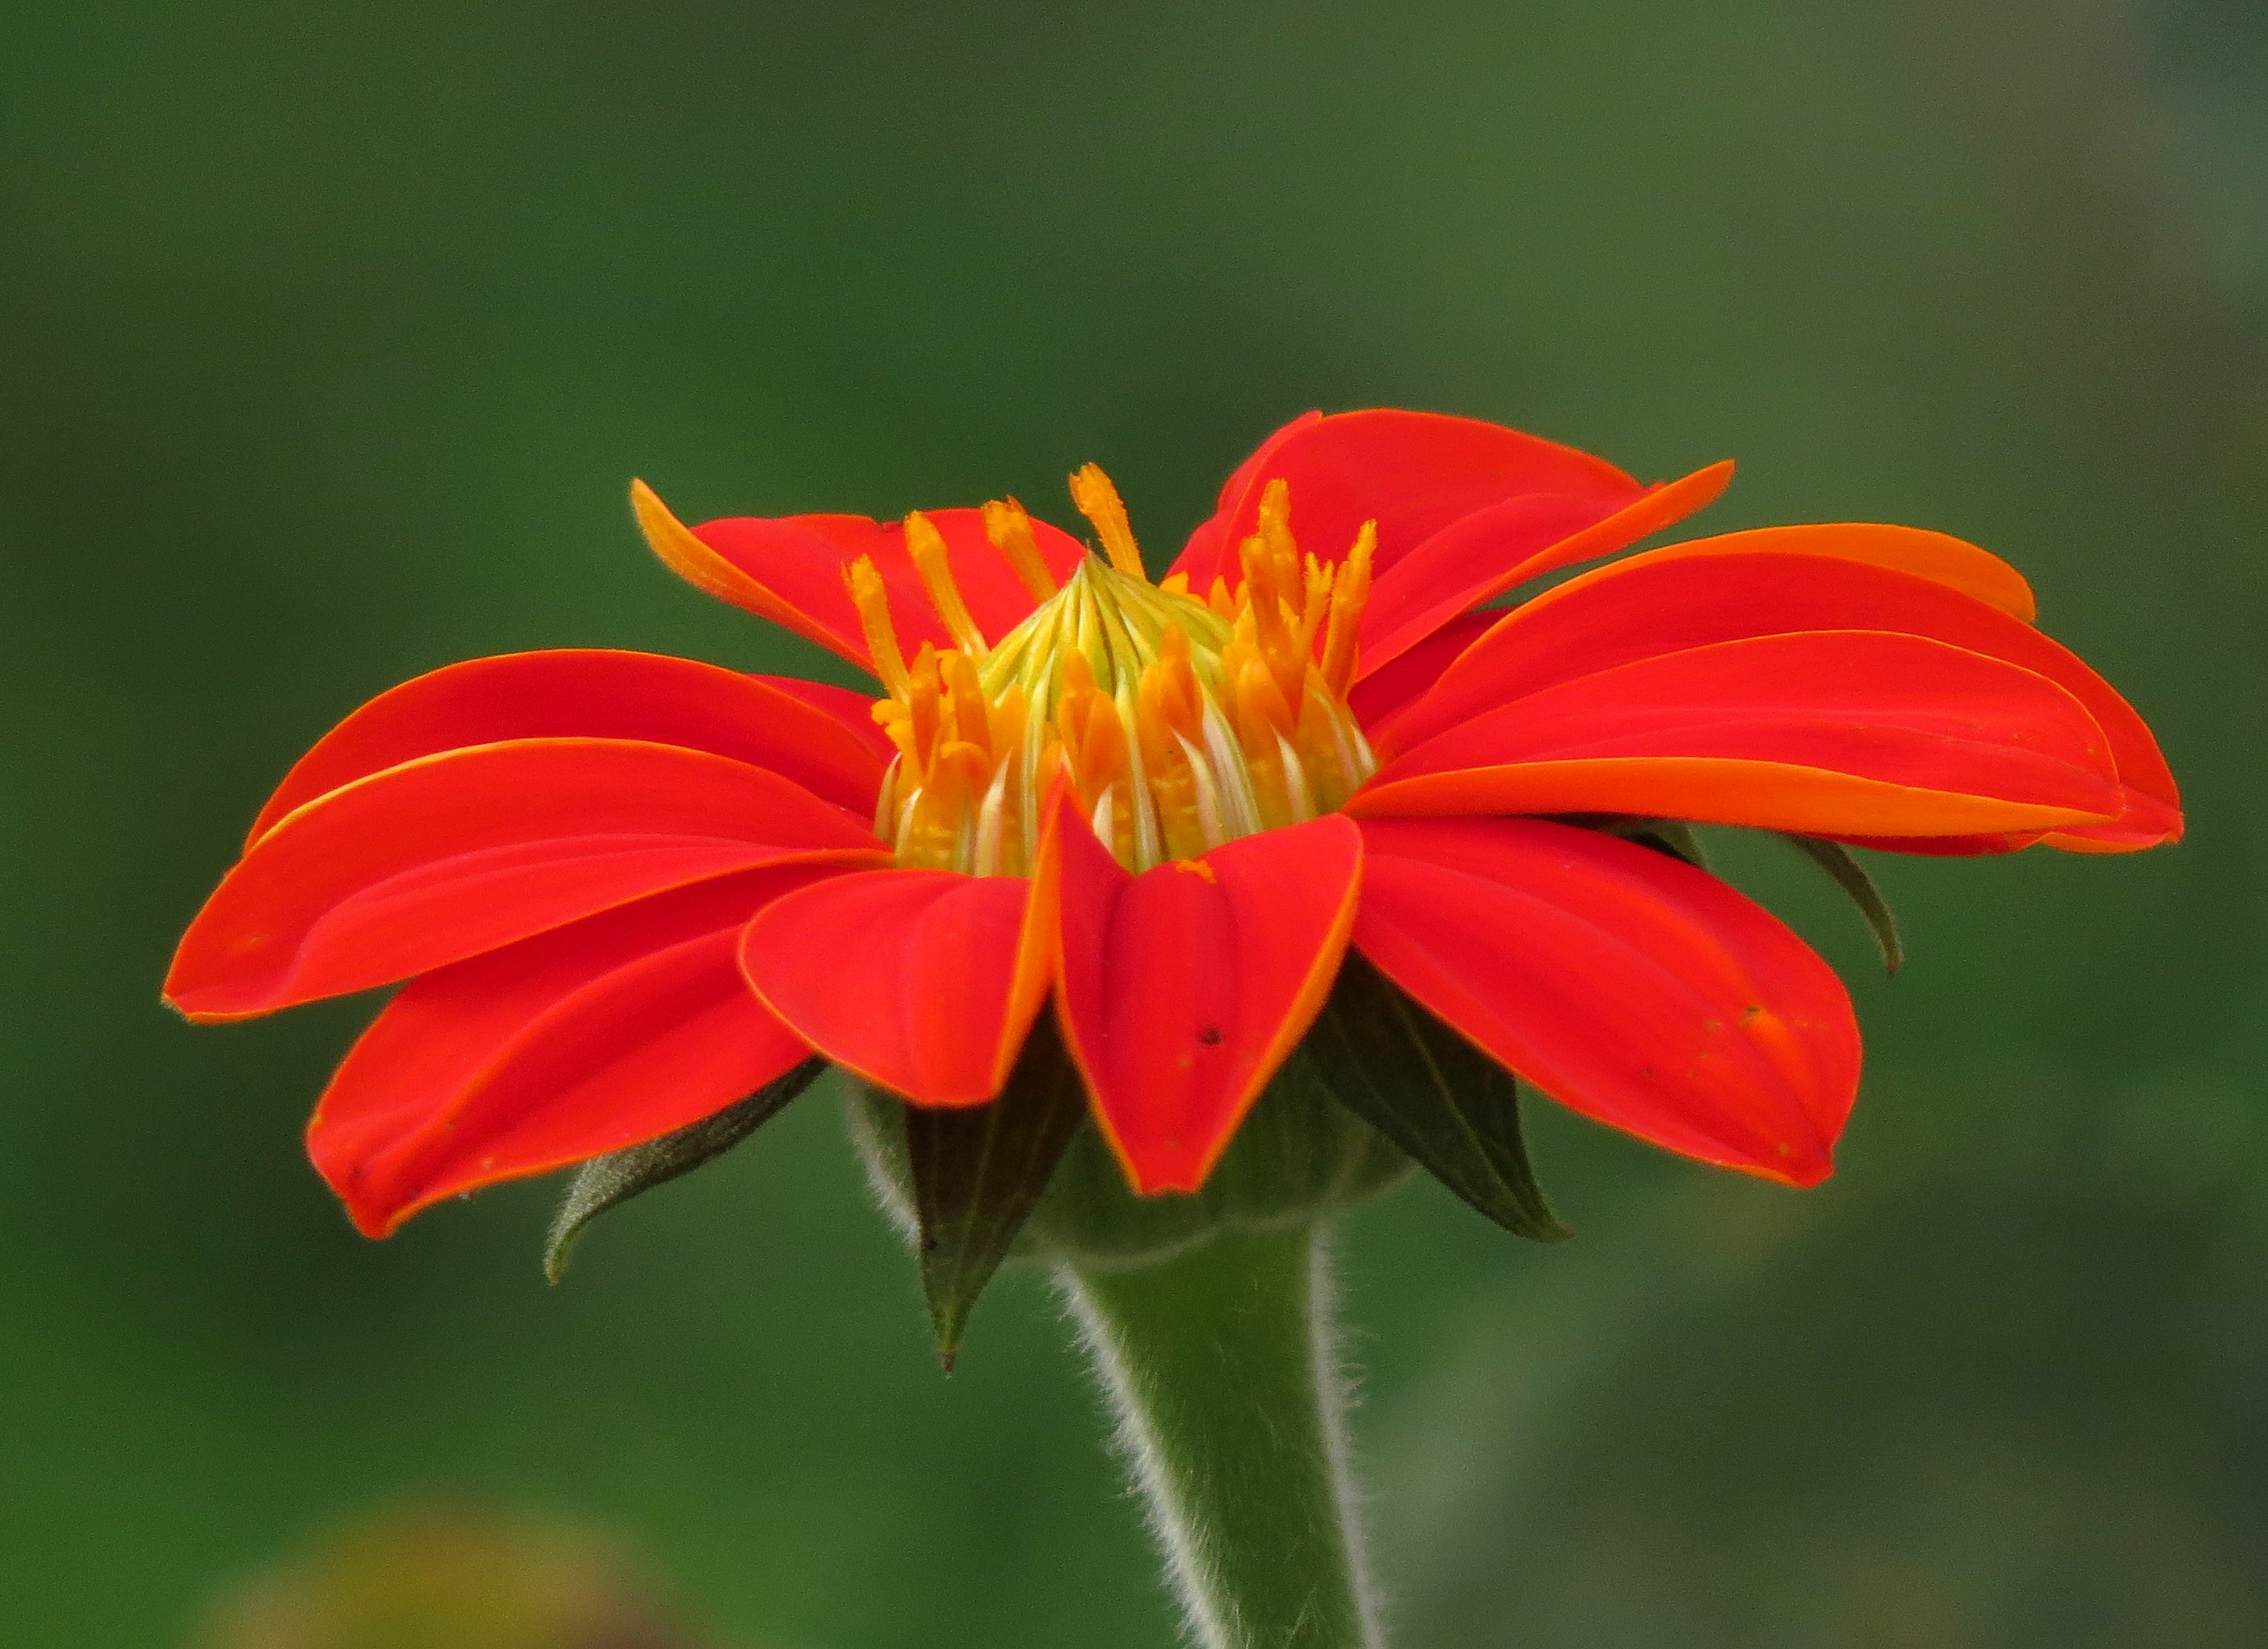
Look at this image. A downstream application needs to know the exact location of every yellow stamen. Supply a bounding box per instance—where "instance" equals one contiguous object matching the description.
[904,511,988,654]
[939,648,993,746]
[866,472,1376,875]
[1069,463,1146,580]
[982,497,1060,602]
[845,556,910,698]
[904,646,945,779]
[1319,520,1373,695]
[1294,556,1332,659]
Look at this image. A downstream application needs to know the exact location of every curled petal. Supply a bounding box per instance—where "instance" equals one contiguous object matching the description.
[1053,812,1364,1195]
[2040,802,2186,852]
[310,867,834,1237]
[1373,550,2177,849]
[1355,461,1733,676]
[632,480,848,658]
[638,482,1087,675]
[248,649,893,841]
[1827,831,2048,858]
[1614,523,2036,621]
[166,739,887,1020]
[1167,408,1649,594]
[739,853,1060,1106]
[1354,817,1859,1184]
[1353,631,2124,838]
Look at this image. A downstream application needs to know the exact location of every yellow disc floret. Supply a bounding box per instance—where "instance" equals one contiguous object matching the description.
[854,469,1376,875]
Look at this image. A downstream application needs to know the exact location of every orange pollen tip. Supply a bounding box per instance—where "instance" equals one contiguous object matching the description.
[903,511,988,654]
[845,556,910,698]
[1068,463,1147,580]
[871,477,1376,875]
[983,497,1060,601]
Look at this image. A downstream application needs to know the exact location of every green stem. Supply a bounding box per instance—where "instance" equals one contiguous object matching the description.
[1060,1224,1382,1649]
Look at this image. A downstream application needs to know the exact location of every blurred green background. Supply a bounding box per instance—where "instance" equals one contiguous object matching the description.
[4,2,2264,1644]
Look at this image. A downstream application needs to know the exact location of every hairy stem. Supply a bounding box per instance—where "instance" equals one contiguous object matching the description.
[1060,1224,1382,1649]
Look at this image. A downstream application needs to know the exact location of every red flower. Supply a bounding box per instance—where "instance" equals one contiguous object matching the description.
[164,411,2180,1237]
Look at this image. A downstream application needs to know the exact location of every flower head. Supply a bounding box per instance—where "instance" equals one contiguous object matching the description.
[164,410,2180,1245]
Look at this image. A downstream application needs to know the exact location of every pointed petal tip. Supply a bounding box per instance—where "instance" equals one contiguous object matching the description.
[1754,1144,1835,1190]
[626,477,674,540]
[165,988,272,1028]
[330,1170,468,1241]
[341,1194,400,1241]
[315,1141,409,1239]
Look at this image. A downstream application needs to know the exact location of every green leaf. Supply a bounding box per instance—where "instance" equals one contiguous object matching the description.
[543,1056,826,1282]
[1301,952,1570,1243]
[1782,834,1904,976]
[899,1014,1090,1369]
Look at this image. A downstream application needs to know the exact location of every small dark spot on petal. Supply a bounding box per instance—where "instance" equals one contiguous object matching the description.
[1197,1024,1223,1046]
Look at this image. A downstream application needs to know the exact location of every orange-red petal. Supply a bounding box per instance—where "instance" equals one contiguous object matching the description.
[1355,461,1733,676]
[738,854,1059,1106]
[166,738,888,1020]
[1370,549,2177,848]
[1052,812,1364,1195]
[247,649,893,843]
[1167,408,1648,593]
[1353,817,1858,1185]
[1352,631,2124,837]
[1614,522,2037,622]
[310,865,833,1237]
[645,484,1088,675]
[1345,610,1495,732]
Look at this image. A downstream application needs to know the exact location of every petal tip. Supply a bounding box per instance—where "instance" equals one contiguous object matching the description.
[1747,1138,1835,1190]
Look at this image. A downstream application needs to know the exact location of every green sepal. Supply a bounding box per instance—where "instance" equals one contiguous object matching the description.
[543,1056,826,1282]
[880,1015,1091,1369]
[1585,813,1708,868]
[1782,833,1903,976]
[1618,818,1709,870]
[1633,821,1705,871]
[1300,952,1571,1243]
[1019,1046,1410,1268]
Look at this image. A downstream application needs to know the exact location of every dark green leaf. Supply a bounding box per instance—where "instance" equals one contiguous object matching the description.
[1301,953,1569,1242]
[900,1014,1090,1368]
[1782,834,1904,976]
[543,1057,826,1282]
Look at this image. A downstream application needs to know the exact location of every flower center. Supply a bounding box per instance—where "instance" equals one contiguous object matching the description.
[852,466,1377,874]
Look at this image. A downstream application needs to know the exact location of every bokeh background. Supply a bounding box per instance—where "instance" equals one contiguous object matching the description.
[5,2,2265,1644]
